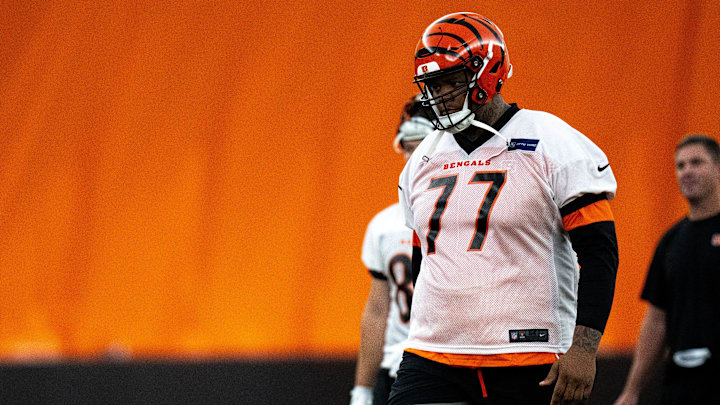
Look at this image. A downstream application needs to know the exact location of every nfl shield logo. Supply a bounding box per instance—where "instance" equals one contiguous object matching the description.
[511,332,518,340]
[712,233,720,247]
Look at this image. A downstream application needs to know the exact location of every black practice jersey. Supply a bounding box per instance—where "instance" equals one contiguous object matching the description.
[641,213,720,354]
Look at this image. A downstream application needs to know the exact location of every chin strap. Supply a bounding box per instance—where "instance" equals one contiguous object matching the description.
[422,120,509,163]
[470,120,509,146]
[470,120,509,161]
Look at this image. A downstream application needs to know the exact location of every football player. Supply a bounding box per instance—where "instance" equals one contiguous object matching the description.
[350,95,435,405]
[389,12,619,405]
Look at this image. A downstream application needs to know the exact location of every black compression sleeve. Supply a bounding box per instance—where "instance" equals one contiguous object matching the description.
[569,221,619,333]
[412,244,422,286]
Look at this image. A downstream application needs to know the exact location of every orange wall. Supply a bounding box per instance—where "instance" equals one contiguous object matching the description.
[1,1,719,360]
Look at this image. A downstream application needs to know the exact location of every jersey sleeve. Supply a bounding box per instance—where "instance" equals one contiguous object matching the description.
[361,214,386,278]
[539,115,619,332]
[398,162,414,229]
[548,121,617,208]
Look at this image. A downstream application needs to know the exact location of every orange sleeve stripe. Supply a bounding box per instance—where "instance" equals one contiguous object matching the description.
[405,348,559,368]
[562,199,614,231]
[412,231,421,247]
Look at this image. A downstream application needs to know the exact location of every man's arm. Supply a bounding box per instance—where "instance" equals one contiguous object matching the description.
[351,278,390,404]
[612,305,667,405]
[540,325,602,404]
[542,194,619,404]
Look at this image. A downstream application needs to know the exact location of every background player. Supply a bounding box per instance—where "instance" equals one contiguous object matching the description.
[613,134,719,405]
[390,12,619,405]
[350,96,435,405]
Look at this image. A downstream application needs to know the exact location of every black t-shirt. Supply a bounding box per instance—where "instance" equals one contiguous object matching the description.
[641,212,720,354]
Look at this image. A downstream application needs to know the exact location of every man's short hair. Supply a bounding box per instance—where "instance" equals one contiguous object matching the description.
[676,134,720,163]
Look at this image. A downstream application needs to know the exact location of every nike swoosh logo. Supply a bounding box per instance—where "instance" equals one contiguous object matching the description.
[597,163,610,172]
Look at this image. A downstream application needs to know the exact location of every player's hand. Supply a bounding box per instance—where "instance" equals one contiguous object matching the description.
[611,389,640,405]
[539,346,595,404]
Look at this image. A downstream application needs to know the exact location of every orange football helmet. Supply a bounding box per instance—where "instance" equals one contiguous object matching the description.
[414,12,513,133]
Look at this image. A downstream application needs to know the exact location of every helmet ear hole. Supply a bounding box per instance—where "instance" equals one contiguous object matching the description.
[495,79,503,93]
[468,56,484,71]
[473,88,487,103]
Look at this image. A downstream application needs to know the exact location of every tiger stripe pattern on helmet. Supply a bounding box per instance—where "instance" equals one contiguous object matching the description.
[414,12,512,115]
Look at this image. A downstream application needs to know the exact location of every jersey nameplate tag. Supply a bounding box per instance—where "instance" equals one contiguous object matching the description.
[508,139,539,151]
[509,329,548,342]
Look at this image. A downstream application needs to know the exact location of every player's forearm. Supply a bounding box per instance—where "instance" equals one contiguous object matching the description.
[570,220,619,333]
[570,325,602,356]
[354,308,387,386]
[621,306,666,395]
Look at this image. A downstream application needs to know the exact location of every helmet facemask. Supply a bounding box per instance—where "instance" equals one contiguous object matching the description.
[413,12,512,134]
[415,51,494,134]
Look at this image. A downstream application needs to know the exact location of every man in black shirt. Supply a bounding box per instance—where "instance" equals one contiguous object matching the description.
[614,134,720,405]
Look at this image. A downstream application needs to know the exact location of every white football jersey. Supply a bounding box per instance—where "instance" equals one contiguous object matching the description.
[398,108,617,356]
[361,203,413,377]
